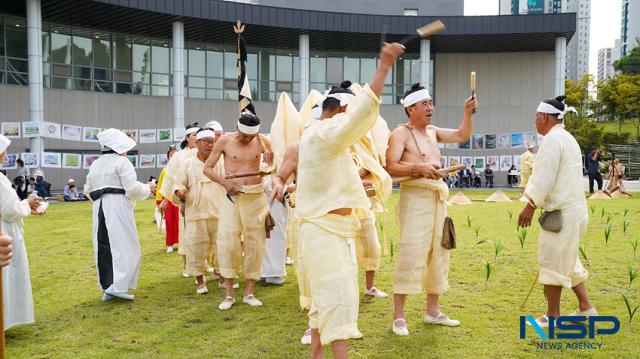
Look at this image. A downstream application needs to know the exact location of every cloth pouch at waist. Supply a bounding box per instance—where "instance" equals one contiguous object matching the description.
[90,187,126,201]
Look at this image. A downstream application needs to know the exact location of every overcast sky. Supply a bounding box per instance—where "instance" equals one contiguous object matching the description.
[464,0,622,78]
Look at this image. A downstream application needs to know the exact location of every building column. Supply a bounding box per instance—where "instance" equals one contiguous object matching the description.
[27,0,44,169]
[420,39,432,94]
[298,33,310,107]
[172,21,185,129]
[555,36,567,96]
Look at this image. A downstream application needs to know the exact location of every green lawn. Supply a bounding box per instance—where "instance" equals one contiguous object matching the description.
[599,118,639,138]
[6,190,640,358]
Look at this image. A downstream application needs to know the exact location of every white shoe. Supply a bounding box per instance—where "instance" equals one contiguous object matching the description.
[525,314,550,328]
[104,287,135,301]
[218,282,240,289]
[182,272,189,278]
[218,296,235,310]
[424,312,460,327]
[166,246,174,253]
[569,307,598,318]
[285,257,294,265]
[264,277,285,285]
[243,295,263,307]
[392,318,409,336]
[364,287,388,298]
[300,328,312,345]
[207,266,215,273]
[353,330,364,339]
[196,284,208,294]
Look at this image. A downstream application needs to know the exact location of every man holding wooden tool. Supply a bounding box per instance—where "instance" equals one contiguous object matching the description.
[203,112,273,310]
[386,82,477,336]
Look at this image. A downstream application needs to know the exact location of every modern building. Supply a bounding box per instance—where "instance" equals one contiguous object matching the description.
[0,0,575,189]
[620,0,640,57]
[597,39,620,81]
[499,0,589,81]
[227,0,464,16]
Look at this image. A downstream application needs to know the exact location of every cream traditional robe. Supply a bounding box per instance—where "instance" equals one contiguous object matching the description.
[84,154,151,293]
[524,124,589,289]
[519,150,535,188]
[160,148,198,255]
[393,178,450,295]
[0,172,34,330]
[172,155,225,276]
[217,183,268,281]
[351,133,392,271]
[297,84,380,345]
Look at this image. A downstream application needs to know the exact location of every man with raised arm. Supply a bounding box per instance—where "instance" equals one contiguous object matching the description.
[385,83,477,336]
[272,42,405,359]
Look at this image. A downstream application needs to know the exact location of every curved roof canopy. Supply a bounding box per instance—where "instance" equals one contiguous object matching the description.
[0,0,576,53]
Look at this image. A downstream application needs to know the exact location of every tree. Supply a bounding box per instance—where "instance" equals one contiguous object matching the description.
[564,113,604,153]
[610,75,640,140]
[565,74,594,115]
[614,40,640,75]
[597,77,618,123]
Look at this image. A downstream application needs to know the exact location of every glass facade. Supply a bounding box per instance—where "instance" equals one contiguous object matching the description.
[0,14,418,104]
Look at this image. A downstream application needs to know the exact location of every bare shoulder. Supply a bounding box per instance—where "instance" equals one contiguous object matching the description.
[389,125,410,142]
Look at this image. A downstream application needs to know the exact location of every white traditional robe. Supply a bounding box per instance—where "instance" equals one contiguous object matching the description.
[261,189,288,278]
[84,154,150,293]
[0,173,34,330]
[524,124,589,288]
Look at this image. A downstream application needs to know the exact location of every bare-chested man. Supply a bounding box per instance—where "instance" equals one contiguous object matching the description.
[386,83,477,336]
[203,112,273,310]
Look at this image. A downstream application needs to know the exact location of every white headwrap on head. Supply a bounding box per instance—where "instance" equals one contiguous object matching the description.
[310,104,322,120]
[196,129,215,140]
[97,128,136,154]
[0,134,10,154]
[185,127,200,136]
[401,88,431,108]
[536,102,577,119]
[205,121,224,132]
[326,92,355,107]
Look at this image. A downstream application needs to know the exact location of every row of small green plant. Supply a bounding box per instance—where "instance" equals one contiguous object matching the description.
[474,204,639,324]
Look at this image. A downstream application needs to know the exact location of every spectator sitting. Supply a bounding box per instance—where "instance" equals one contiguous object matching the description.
[484,167,494,188]
[27,177,36,195]
[470,165,482,187]
[507,165,518,187]
[458,167,471,188]
[34,171,51,197]
[64,179,85,201]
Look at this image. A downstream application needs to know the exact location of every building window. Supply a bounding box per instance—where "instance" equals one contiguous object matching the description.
[404,9,418,16]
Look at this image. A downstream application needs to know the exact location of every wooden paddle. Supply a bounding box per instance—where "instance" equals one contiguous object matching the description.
[392,164,466,184]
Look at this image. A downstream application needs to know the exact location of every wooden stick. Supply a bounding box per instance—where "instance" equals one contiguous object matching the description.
[520,271,539,310]
[392,164,466,184]
[470,71,477,114]
[225,170,272,180]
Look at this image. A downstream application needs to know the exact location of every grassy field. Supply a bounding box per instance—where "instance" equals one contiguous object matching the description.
[6,190,640,358]
[599,118,639,138]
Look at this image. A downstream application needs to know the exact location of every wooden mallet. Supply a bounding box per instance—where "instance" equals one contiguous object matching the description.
[398,20,446,45]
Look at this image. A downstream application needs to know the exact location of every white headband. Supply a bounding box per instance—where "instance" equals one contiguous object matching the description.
[536,102,577,119]
[237,122,260,135]
[196,130,215,140]
[401,89,431,107]
[185,127,200,135]
[326,93,355,107]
